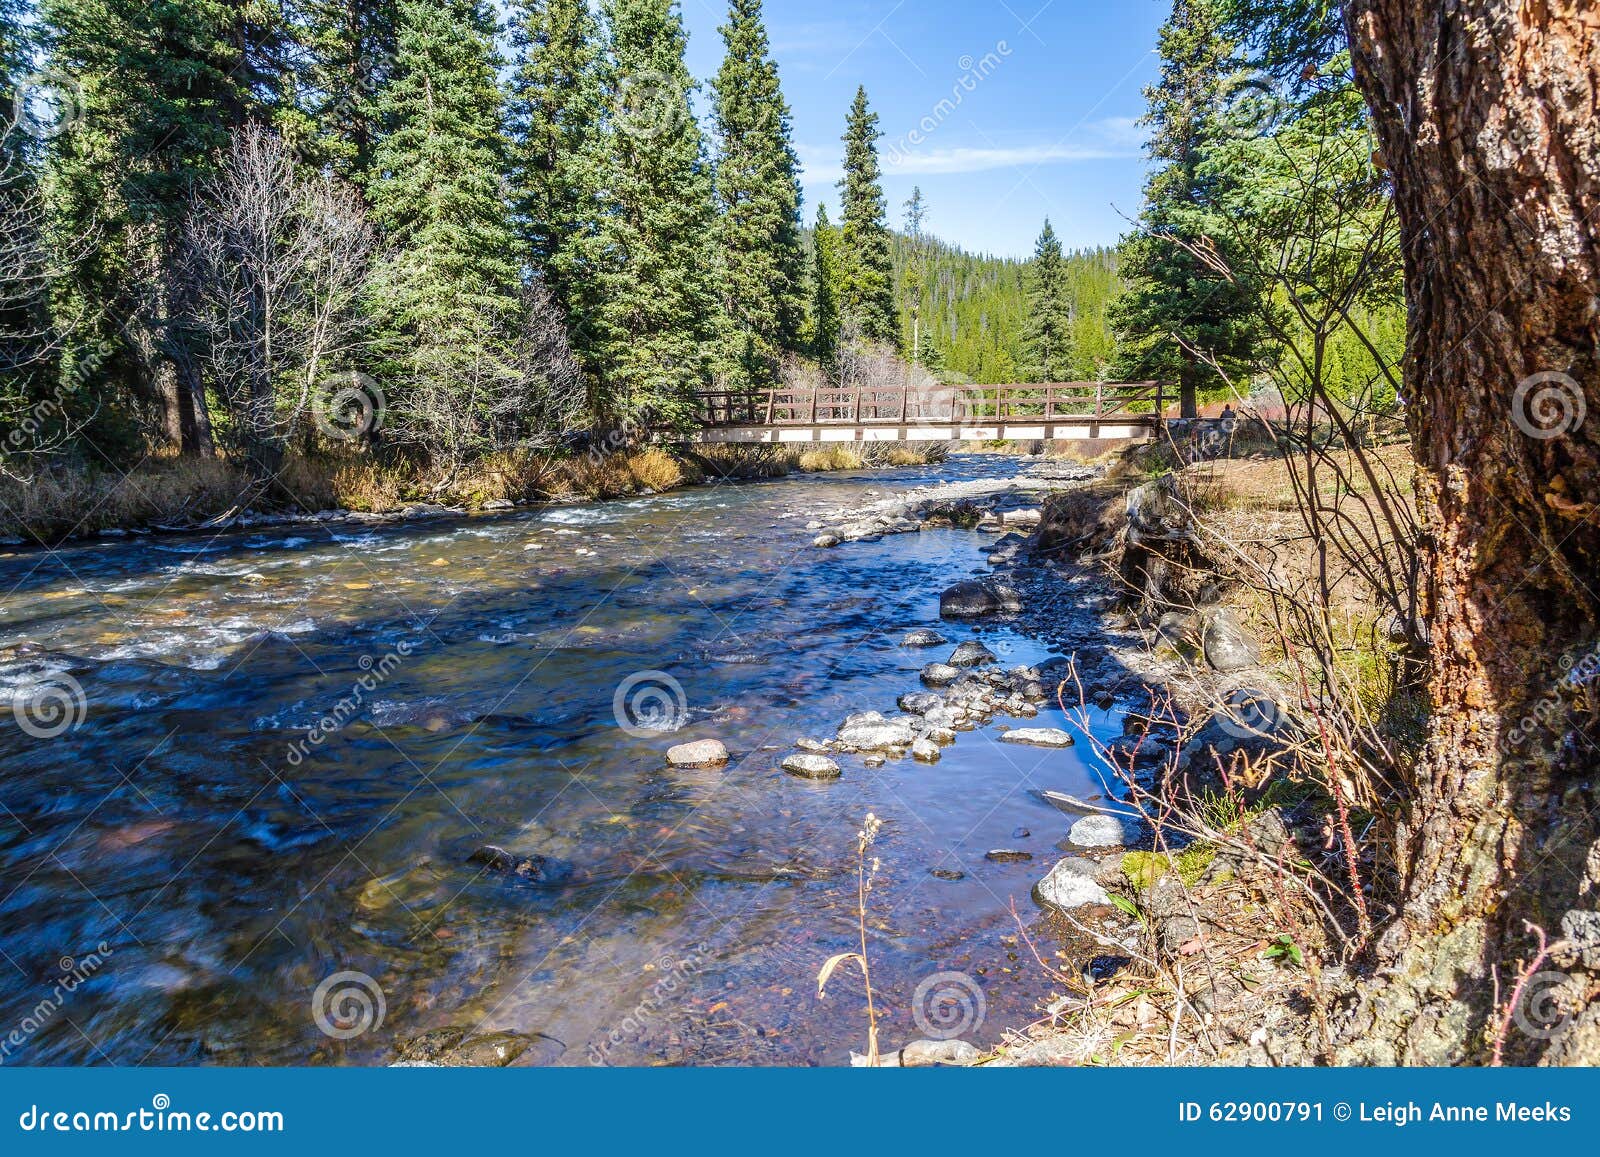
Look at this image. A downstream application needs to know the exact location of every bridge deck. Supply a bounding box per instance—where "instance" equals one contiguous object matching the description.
[678,382,1165,443]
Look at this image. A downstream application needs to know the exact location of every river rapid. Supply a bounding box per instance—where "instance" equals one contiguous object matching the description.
[0,455,1125,1066]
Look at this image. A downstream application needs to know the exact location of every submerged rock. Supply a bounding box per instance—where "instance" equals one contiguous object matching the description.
[782,752,841,780]
[985,849,1034,862]
[467,845,574,885]
[666,738,729,767]
[998,727,1075,748]
[929,867,966,881]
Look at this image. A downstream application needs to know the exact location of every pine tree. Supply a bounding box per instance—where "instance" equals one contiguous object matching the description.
[288,0,400,182]
[1109,0,1262,415]
[585,0,720,424]
[836,86,897,347]
[1022,219,1073,380]
[506,0,603,333]
[899,186,927,363]
[41,0,274,453]
[808,202,840,363]
[365,0,523,460]
[710,0,804,389]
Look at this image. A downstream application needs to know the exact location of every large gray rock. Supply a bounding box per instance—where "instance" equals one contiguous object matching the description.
[1068,814,1131,847]
[999,727,1075,748]
[911,738,941,763]
[1202,607,1261,672]
[782,752,841,780]
[1033,858,1112,910]
[897,691,944,716]
[921,662,962,686]
[836,711,915,750]
[901,629,948,648]
[666,738,728,767]
[948,640,998,668]
[939,580,1023,618]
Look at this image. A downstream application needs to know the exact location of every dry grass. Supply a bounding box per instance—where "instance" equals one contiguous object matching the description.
[797,445,866,471]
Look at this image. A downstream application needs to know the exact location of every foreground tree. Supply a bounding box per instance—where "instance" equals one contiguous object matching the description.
[178,125,375,477]
[585,0,720,423]
[710,0,804,389]
[365,0,524,465]
[506,0,604,331]
[1110,0,1263,416]
[1339,0,1600,1063]
[1022,219,1072,381]
[836,86,897,348]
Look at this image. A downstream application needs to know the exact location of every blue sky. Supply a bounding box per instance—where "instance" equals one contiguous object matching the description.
[677,0,1169,258]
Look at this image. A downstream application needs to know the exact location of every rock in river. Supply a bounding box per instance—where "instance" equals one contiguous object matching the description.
[1033,858,1112,911]
[897,691,943,715]
[947,640,997,668]
[998,726,1074,748]
[836,711,915,750]
[911,737,941,763]
[938,580,1023,618]
[1068,814,1131,847]
[921,662,961,686]
[901,629,948,647]
[467,844,573,885]
[666,738,729,767]
[782,752,841,780]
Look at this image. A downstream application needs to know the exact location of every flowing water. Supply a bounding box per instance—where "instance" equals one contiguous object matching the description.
[0,456,1125,1066]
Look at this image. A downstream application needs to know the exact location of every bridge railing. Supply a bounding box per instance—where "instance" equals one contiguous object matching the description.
[691,382,1165,427]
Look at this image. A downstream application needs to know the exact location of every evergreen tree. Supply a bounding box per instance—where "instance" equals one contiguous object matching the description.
[900,186,926,363]
[808,202,839,364]
[506,0,603,333]
[1108,0,1262,415]
[288,0,400,182]
[365,0,523,459]
[1022,219,1073,380]
[710,0,804,389]
[585,0,720,423]
[836,86,896,347]
[41,0,274,453]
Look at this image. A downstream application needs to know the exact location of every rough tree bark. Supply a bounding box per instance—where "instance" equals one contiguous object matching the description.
[1340,0,1600,1063]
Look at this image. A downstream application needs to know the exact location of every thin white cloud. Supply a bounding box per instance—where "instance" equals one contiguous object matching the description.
[883,142,1133,174]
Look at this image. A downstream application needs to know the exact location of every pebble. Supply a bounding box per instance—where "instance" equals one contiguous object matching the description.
[901,629,949,647]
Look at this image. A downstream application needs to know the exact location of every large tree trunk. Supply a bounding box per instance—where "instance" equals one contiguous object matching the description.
[1340,0,1600,1064]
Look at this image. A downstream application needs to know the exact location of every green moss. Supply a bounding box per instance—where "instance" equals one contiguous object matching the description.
[1122,851,1170,890]
[1174,844,1215,886]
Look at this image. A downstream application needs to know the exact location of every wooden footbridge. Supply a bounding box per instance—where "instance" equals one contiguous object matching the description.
[683,382,1165,443]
